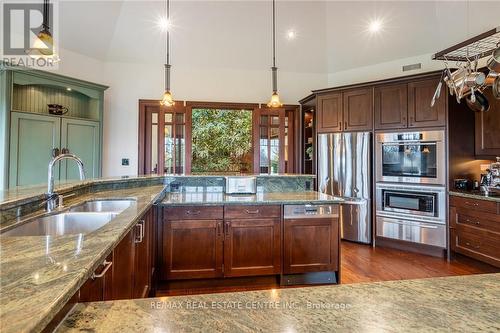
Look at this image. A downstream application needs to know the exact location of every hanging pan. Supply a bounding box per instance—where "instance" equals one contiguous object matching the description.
[466,90,490,112]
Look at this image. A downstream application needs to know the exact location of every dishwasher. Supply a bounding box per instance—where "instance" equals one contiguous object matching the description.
[282,204,340,286]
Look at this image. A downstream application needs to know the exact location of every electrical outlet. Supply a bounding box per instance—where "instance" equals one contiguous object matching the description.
[121,158,130,166]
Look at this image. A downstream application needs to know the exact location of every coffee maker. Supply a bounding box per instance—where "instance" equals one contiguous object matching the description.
[480,157,500,195]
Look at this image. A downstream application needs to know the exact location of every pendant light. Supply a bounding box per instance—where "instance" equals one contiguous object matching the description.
[267,0,283,108]
[28,0,58,60]
[160,0,175,106]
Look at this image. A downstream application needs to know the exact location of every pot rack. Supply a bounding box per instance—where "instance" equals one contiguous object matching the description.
[432,26,500,62]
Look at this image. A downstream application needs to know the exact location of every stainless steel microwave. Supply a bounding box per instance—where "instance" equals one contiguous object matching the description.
[376,183,446,224]
[375,130,445,185]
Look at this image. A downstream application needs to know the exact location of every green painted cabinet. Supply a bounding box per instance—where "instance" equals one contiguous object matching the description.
[9,112,61,187]
[0,67,107,189]
[61,118,100,180]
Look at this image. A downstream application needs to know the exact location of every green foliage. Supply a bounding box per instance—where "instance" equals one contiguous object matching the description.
[191,109,252,173]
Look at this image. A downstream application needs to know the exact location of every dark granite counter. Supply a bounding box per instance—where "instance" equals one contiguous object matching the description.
[449,190,500,203]
[0,185,166,333]
[162,190,343,206]
[0,174,333,333]
[57,273,500,332]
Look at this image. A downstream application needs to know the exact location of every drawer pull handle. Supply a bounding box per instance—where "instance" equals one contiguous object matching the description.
[91,260,113,280]
[225,222,230,238]
[245,209,260,214]
[465,219,480,225]
[465,201,479,207]
[186,210,201,215]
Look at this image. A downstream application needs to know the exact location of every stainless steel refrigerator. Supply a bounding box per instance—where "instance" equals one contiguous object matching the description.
[317,132,371,244]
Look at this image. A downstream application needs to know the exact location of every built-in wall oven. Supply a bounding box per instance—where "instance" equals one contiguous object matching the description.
[376,130,445,185]
[375,183,446,248]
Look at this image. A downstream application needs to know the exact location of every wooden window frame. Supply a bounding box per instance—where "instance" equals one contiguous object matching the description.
[139,100,299,175]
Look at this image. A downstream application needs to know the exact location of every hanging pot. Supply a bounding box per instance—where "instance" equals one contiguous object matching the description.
[493,75,500,100]
[487,46,500,72]
[466,90,490,112]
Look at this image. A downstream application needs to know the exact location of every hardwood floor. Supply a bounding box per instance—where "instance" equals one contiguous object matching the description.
[341,241,499,284]
[156,241,499,297]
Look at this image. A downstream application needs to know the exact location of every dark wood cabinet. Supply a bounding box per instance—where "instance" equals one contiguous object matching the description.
[111,226,136,300]
[224,218,281,277]
[317,93,342,132]
[449,196,500,268]
[283,217,339,274]
[317,89,373,132]
[343,88,373,131]
[475,88,500,157]
[374,83,408,129]
[134,209,153,298]
[79,253,113,302]
[162,216,224,280]
[408,78,446,128]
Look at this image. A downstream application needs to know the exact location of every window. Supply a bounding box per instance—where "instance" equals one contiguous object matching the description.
[191,108,252,174]
[138,101,190,174]
[139,101,296,175]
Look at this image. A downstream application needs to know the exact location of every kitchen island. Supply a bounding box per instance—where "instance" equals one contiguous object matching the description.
[58,273,500,332]
[0,174,343,333]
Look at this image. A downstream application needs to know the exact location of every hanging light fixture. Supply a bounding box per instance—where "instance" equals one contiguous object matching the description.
[267,0,283,108]
[27,0,59,61]
[160,0,175,107]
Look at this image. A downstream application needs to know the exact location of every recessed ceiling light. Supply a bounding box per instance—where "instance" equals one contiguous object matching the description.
[66,87,72,91]
[367,19,383,34]
[286,29,297,41]
[157,17,172,32]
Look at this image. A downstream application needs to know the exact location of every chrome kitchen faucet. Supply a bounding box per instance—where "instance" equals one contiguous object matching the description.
[46,153,86,212]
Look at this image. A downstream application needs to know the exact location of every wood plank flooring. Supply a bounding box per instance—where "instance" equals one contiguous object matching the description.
[156,241,499,297]
[341,241,499,283]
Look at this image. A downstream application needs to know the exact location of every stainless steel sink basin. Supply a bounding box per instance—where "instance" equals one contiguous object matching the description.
[2,212,117,237]
[69,199,134,213]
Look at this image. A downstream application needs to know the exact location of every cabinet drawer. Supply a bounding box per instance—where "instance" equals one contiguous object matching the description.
[453,210,500,234]
[164,206,223,220]
[224,205,281,219]
[451,224,500,267]
[450,196,498,214]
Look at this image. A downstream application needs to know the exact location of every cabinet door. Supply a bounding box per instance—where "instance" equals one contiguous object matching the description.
[134,209,153,298]
[374,84,408,129]
[283,217,339,274]
[111,228,135,300]
[224,218,281,277]
[343,88,373,131]
[163,219,223,279]
[9,112,60,187]
[317,93,342,132]
[60,118,100,180]
[408,78,446,128]
[80,253,113,302]
[475,88,500,157]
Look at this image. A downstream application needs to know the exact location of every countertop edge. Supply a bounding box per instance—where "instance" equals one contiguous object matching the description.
[448,190,500,203]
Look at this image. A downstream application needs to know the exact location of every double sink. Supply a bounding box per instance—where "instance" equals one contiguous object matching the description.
[2,199,135,237]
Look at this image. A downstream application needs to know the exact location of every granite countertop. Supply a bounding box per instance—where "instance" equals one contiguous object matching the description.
[0,174,314,207]
[57,273,500,332]
[0,185,166,333]
[162,190,344,206]
[449,190,500,203]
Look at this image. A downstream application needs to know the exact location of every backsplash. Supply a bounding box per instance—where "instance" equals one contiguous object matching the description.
[0,175,315,227]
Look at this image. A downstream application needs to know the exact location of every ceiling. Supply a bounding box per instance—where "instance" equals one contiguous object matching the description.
[58,0,500,74]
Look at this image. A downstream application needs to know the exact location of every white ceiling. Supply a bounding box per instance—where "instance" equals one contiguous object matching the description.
[58,0,500,74]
